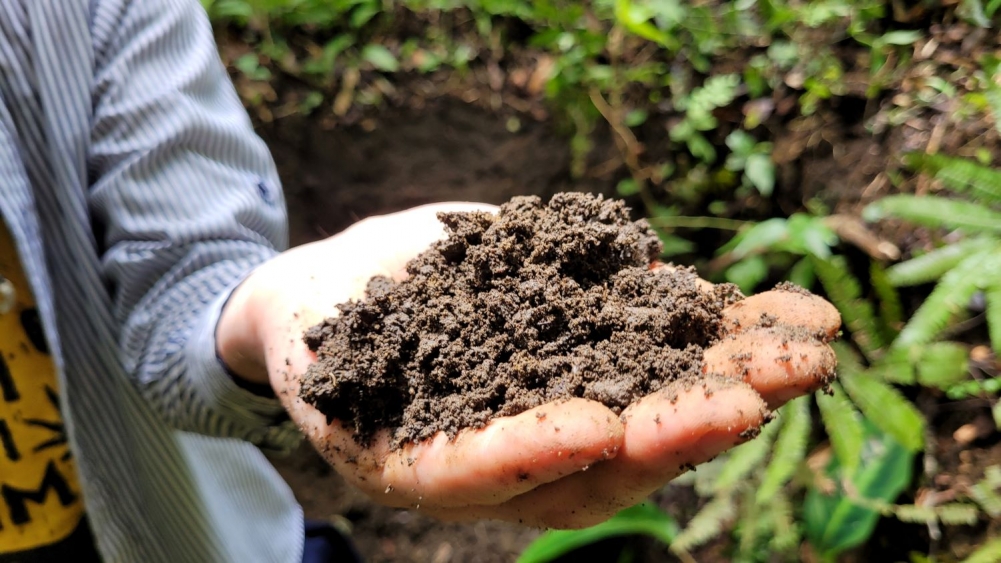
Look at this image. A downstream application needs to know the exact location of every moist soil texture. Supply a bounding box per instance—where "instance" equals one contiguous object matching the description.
[300,192,741,447]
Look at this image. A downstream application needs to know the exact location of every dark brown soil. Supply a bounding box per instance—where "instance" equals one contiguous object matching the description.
[300,193,740,447]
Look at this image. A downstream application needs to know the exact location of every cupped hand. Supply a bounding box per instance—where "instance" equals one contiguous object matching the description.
[219,202,840,529]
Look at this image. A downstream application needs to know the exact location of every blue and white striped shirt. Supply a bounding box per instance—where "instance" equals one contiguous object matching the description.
[0,1,305,560]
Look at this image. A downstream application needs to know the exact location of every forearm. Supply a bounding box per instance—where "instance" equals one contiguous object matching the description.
[89,0,297,448]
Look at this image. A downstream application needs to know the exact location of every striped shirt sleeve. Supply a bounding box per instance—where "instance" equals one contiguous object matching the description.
[85,0,301,450]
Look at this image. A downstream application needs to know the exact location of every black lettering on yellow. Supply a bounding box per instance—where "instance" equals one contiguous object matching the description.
[0,355,17,402]
[19,309,48,355]
[0,419,18,461]
[2,460,77,525]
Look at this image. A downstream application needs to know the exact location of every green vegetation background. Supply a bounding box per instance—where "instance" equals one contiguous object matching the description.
[202,1,1001,561]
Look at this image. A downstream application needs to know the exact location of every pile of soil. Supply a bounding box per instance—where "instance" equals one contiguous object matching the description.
[300,192,742,447]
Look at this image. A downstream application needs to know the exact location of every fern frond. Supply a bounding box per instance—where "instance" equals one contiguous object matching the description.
[769,491,800,553]
[885,238,998,287]
[836,343,926,452]
[737,485,767,560]
[670,492,738,554]
[969,465,1001,517]
[816,382,864,474]
[962,537,1001,563]
[893,503,979,525]
[868,347,917,384]
[713,419,781,492]
[916,342,970,389]
[757,396,812,504]
[813,255,885,360]
[893,250,993,349]
[892,504,939,524]
[904,152,1001,205]
[935,504,980,525]
[986,465,1001,488]
[870,261,903,341]
[987,283,1001,355]
[862,195,1001,234]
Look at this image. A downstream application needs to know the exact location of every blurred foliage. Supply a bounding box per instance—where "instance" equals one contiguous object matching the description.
[201,0,1001,561]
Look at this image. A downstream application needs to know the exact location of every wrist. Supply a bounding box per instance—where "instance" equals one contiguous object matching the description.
[215,270,271,387]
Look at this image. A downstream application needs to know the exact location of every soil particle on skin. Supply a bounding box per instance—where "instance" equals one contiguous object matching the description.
[301,193,741,447]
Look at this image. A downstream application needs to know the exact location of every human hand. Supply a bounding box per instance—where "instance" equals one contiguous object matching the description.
[217,202,840,529]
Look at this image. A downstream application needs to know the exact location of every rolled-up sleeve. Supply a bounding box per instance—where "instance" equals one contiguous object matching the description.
[86,0,301,452]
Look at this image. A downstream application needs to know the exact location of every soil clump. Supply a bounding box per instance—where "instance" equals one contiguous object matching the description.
[301,193,742,447]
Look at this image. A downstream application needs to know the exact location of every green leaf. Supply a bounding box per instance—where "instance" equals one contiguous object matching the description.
[886,238,998,287]
[656,232,696,258]
[875,30,924,46]
[722,218,789,258]
[757,396,811,503]
[803,420,914,559]
[986,283,1001,355]
[745,153,775,197]
[862,194,1001,234]
[783,213,837,258]
[361,44,400,72]
[725,255,769,294]
[816,382,864,475]
[350,4,380,28]
[962,537,1001,563]
[616,178,640,196]
[517,502,679,563]
[625,109,649,127]
[725,130,756,156]
[837,344,926,452]
[916,342,970,389]
[209,0,254,21]
[787,257,816,289]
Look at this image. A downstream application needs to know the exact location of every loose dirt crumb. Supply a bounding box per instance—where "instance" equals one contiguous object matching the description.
[772,280,814,296]
[301,193,739,447]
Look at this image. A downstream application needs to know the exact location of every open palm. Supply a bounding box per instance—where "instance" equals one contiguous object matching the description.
[245,202,840,529]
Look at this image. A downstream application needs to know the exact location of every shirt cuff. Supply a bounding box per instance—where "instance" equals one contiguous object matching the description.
[186,273,301,451]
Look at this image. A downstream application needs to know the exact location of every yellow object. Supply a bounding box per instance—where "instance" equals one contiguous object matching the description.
[0,220,84,552]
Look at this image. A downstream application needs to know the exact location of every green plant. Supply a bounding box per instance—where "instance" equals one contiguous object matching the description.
[516,502,679,563]
[864,153,1001,426]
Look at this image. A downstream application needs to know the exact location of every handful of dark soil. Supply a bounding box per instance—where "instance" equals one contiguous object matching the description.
[301,193,742,448]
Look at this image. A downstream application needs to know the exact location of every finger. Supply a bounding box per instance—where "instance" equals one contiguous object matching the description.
[703,325,837,408]
[423,377,767,529]
[347,202,500,280]
[379,399,624,508]
[722,289,841,340]
[298,395,625,509]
